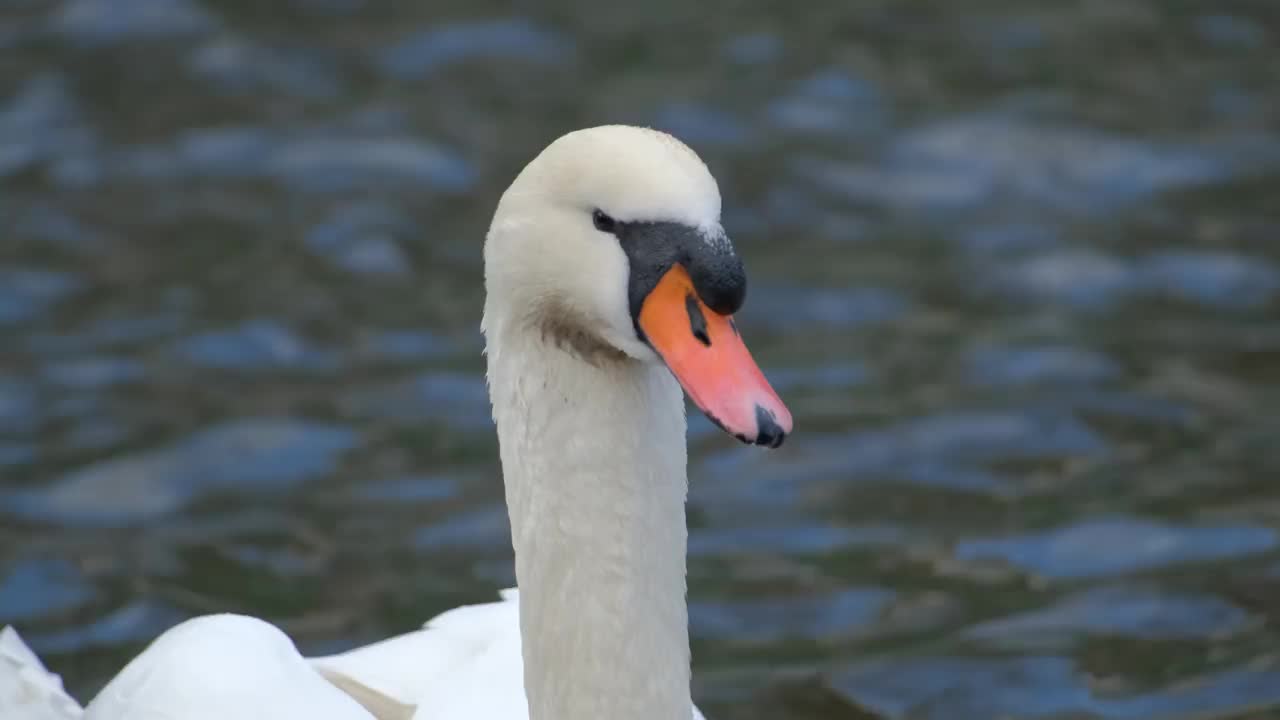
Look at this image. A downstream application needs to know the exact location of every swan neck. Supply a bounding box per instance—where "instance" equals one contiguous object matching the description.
[487,327,692,720]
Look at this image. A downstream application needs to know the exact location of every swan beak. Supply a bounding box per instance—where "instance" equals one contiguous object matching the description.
[638,264,793,448]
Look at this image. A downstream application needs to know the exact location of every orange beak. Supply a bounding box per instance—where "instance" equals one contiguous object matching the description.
[638,265,792,447]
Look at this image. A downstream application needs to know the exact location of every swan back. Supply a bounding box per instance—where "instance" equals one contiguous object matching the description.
[83,614,374,720]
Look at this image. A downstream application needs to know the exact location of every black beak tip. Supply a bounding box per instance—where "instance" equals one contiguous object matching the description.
[753,404,787,449]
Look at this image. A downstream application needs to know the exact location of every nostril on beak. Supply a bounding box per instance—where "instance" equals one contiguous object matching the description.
[753,404,787,448]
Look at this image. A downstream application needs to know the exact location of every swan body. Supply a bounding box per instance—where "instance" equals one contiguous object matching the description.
[0,125,789,720]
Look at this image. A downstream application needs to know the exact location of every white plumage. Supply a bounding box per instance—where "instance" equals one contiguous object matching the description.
[1,626,83,720]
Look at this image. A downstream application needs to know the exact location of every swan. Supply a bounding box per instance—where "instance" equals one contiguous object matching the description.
[0,125,793,720]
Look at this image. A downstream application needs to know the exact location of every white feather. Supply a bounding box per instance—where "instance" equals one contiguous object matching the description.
[311,589,527,719]
[0,626,83,720]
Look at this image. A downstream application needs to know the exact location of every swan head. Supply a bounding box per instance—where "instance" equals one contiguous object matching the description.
[484,125,792,447]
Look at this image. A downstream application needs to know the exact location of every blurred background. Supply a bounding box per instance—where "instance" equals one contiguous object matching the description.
[2,1,1279,718]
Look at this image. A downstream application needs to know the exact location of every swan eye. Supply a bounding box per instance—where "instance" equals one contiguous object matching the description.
[592,209,618,234]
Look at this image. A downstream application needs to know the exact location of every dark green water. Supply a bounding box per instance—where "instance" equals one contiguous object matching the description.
[2,1,1280,717]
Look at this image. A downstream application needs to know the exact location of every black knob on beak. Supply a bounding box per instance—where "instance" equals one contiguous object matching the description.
[687,243,745,316]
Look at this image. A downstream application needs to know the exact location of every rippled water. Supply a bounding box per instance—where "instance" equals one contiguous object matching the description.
[2,1,1279,718]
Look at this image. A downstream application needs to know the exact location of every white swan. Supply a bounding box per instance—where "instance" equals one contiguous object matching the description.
[1,125,792,720]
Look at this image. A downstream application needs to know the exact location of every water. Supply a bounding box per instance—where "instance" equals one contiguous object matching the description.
[2,1,1279,717]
